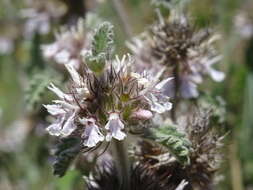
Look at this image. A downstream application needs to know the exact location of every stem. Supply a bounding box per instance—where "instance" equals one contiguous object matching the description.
[111,0,133,38]
[171,64,179,122]
[113,140,130,190]
[229,138,244,190]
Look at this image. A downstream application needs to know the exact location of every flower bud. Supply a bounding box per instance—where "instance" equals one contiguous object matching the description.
[131,109,153,120]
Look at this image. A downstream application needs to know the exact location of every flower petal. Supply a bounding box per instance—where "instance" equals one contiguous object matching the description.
[81,118,104,147]
[41,43,58,58]
[43,104,65,115]
[61,113,77,137]
[180,80,199,98]
[65,64,82,86]
[46,123,62,136]
[48,83,66,99]
[209,68,225,82]
[105,113,126,141]
[55,49,70,64]
[155,77,174,91]
[145,94,172,114]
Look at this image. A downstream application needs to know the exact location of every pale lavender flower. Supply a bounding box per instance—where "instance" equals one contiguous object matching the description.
[80,118,104,147]
[201,55,225,82]
[22,9,50,37]
[141,77,173,113]
[44,54,172,147]
[21,1,65,38]
[0,37,14,54]
[234,11,253,39]
[42,19,91,69]
[44,101,79,137]
[44,65,82,137]
[105,112,126,141]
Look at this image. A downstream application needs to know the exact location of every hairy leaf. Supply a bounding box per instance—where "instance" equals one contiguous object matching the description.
[84,22,114,73]
[25,69,61,110]
[53,137,82,177]
[152,125,191,165]
[92,22,114,57]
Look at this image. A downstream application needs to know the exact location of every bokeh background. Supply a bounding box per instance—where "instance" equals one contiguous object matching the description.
[0,0,252,189]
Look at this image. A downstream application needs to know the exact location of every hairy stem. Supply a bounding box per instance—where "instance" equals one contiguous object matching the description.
[171,64,179,122]
[113,140,130,190]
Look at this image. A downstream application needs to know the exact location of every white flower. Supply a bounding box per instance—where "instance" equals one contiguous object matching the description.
[21,9,50,37]
[204,55,225,82]
[45,112,77,137]
[180,77,199,98]
[65,64,82,86]
[41,18,89,69]
[41,43,59,58]
[142,77,173,114]
[157,75,199,99]
[46,117,64,136]
[43,104,66,115]
[234,12,253,39]
[145,93,172,114]
[55,50,71,64]
[45,83,81,137]
[48,83,72,101]
[60,112,77,136]
[105,112,126,141]
[80,118,104,147]
[155,77,174,94]
[0,37,14,54]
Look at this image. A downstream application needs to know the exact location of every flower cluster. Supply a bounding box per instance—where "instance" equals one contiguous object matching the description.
[131,107,225,189]
[44,54,172,148]
[21,0,65,38]
[128,12,225,98]
[234,11,253,39]
[42,19,91,69]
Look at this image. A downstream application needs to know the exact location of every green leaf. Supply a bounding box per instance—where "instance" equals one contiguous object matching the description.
[85,52,106,73]
[152,125,192,165]
[92,22,114,57]
[84,22,115,73]
[53,137,82,177]
[25,69,61,111]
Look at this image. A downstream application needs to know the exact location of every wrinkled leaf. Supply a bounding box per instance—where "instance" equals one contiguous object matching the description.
[152,125,192,165]
[92,22,114,58]
[53,137,82,177]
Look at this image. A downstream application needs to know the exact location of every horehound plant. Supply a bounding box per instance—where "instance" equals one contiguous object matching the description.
[43,10,226,190]
[43,22,178,188]
[125,6,226,190]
